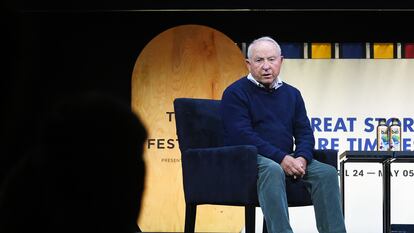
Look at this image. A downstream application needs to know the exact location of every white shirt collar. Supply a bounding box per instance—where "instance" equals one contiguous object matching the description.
[247,73,283,90]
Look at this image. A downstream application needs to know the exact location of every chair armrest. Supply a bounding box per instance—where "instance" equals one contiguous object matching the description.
[312,149,338,169]
[182,145,258,205]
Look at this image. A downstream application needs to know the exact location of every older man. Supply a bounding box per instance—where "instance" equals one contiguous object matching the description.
[220,36,346,233]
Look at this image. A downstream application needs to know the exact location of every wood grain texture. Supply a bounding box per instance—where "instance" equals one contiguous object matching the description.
[131,24,248,232]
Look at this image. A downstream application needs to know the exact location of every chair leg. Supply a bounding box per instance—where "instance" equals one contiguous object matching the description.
[184,204,197,233]
[245,205,255,233]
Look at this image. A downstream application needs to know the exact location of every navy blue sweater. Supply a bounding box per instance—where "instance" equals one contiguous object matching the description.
[220,77,315,163]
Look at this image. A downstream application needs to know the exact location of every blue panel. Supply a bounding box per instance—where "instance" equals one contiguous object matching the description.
[280,43,303,58]
[340,43,365,58]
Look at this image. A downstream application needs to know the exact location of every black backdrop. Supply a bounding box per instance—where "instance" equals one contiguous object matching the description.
[2,0,414,183]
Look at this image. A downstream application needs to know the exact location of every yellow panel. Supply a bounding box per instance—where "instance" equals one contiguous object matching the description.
[131,24,248,232]
[373,43,394,59]
[311,43,332,59]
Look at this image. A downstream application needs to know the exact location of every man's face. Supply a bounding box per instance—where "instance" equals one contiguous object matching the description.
[246,41,283,87]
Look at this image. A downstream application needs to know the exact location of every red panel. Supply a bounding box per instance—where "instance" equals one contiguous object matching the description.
[404,43,414,58]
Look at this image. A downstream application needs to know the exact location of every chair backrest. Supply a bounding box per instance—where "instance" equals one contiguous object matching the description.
[174,98,225,153]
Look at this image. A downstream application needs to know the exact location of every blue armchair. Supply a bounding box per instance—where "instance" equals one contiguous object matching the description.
[173,97,338,233]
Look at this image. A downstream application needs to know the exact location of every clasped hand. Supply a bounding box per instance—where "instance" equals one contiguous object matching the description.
[281,155,307,179]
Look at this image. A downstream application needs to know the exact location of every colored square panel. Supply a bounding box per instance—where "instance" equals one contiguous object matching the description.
[403,43,414,58]
[311,43,332,59]
[339,43,365,58]
[279,42,303,58]
[373,43,394,58]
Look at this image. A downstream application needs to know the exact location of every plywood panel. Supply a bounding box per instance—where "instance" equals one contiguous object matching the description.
[131,24,248,232]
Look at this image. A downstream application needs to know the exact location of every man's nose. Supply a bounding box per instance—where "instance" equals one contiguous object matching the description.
[262,61,270,69]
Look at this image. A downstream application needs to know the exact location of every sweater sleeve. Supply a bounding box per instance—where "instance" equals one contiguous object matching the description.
[292,90,315,162]
[220,87,288,163]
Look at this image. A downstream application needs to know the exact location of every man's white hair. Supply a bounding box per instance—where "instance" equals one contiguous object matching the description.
[247,36,282,59]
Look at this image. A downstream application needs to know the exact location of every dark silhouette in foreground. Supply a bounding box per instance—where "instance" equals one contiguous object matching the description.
[0,91,147,233]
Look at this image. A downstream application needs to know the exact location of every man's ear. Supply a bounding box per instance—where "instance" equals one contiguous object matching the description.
[245,58,251,71]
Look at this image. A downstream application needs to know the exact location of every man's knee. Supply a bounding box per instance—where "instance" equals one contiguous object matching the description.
[262,162,285,178]
[318,163,339,182]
